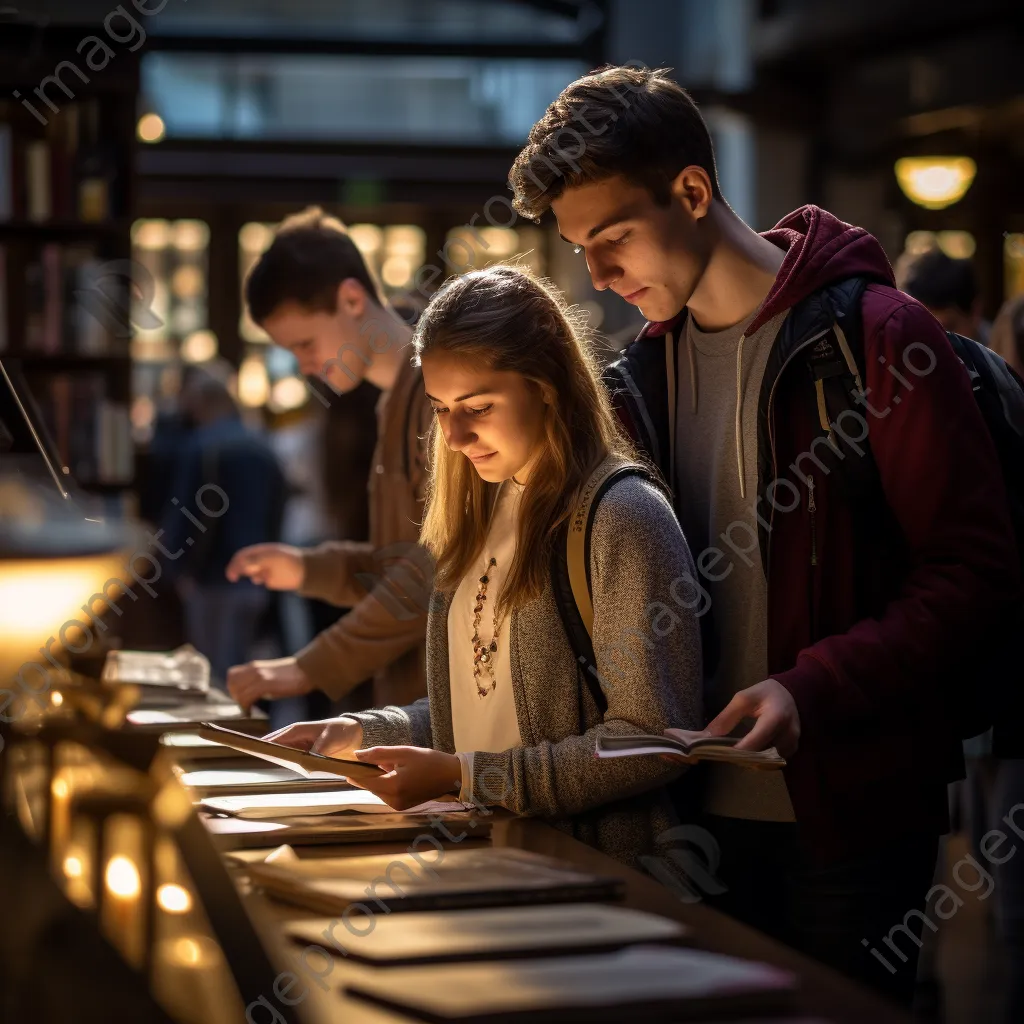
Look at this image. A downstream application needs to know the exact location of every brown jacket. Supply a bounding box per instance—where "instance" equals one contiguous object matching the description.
[294,354,433,706]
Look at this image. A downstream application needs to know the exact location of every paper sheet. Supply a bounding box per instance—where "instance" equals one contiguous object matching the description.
[201,788,472,819]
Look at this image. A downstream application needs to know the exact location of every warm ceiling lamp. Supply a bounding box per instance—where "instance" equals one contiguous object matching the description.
[894,156,977,210]
[137,112,166,144]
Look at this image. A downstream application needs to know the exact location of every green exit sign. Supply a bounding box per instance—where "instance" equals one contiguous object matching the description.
[340,178,386,207]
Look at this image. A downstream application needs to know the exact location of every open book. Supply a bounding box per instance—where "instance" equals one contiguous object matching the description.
[198,723,386,786]
[596,731,786,770]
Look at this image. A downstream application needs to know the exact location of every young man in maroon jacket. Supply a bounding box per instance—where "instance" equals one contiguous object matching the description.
[511,67,1020,1005]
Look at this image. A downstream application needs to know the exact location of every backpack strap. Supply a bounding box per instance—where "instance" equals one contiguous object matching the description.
[798,278,892,507]
[551,460,661,717]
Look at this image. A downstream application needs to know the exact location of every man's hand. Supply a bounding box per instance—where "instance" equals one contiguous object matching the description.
[351,746,463,810]
[705,678,801,758]
[226,657,314,711]
[263,716,363,758]
[225,544,305,590]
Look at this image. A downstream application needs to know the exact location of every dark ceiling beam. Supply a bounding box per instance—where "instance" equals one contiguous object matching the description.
[137,140,519,184]
[506,0,595,20]
[754,0,1021,68]
[146,35,589,60]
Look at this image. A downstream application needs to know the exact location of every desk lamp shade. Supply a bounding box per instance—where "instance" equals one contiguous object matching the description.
[0,475,133,684]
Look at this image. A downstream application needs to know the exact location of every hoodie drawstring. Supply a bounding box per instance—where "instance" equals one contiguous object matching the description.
[687,330,698,415]
[735,334,747,500]
[665,331,677,494]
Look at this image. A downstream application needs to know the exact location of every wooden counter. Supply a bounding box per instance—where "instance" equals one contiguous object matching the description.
[230,814,912,1024]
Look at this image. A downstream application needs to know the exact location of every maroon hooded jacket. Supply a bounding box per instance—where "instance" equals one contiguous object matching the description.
[606,205,1020,864]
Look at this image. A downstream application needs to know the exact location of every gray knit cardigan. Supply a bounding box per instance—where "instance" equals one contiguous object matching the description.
[348,473,704,868]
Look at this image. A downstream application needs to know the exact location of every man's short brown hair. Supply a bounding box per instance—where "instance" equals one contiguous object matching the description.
[244,206,384,324]
[509,65,722,221]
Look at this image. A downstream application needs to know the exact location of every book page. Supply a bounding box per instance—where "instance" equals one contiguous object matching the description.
[201,789,472,819]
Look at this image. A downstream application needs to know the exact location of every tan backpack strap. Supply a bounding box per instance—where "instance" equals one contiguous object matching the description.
[566,459,631,640]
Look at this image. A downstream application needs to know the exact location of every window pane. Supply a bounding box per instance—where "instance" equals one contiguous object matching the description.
[130,218,210,361]
[143,54,588,144]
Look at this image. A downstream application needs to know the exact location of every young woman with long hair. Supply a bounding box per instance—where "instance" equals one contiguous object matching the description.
[266,265,703,865]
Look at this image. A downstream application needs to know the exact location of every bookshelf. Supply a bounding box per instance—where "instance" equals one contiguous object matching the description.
[0,23,139,499]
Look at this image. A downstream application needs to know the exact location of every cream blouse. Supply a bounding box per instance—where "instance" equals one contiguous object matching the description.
[447,480,524,800]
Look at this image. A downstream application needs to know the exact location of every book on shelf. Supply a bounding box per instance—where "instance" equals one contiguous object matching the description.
[23,242,120,355]
[21,371,131,484]
[342,944,797,1023]
[0,124,12,221]
[25,140,51,223]
[198,722,388,786]
[0,98,116,224]
[286,903,689,967]
[595,730,786,770]
[0,245,6,352]
[244,847,625,915]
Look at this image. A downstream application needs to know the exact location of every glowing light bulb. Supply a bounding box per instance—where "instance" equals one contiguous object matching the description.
[894,157,977,210]
[105,855,141,899]
[137,113,166,144]
[157,883,192,914]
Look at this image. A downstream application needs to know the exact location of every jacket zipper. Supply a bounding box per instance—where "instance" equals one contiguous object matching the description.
[764,328,832,581]
[807,473,817,566]
[807,472,820,640]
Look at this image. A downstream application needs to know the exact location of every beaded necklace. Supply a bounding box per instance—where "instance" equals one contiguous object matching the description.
[471,556,499,697]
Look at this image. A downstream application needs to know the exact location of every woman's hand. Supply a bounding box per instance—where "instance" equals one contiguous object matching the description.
[351,746,463,810]
[263,717,364,758]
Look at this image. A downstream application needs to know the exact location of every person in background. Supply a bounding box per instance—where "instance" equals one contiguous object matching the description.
[903,247,988,343]
[161,367,286,685]
[266,380,381,729]
[224,207,433,712]
[990,293,1024,378]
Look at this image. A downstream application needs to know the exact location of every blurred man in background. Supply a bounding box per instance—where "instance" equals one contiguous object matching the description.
[991,294,1024,378]
[224,208,433,713]
[161,365,286,685]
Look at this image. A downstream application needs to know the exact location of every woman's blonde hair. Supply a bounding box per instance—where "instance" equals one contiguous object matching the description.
[414,265,635,615]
